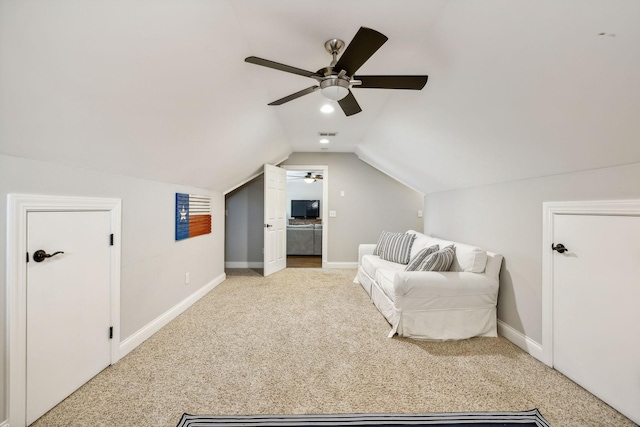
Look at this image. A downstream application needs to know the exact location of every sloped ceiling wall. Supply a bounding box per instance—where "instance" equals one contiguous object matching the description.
[1,0,639,193]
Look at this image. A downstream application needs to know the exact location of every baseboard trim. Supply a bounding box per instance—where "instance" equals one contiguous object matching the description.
[498,320,545,363]
[325,262,358,269]
[119,272,226,358]
[225,261,263,268]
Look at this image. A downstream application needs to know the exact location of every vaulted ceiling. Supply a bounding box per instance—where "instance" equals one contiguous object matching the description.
[1,0,639,194]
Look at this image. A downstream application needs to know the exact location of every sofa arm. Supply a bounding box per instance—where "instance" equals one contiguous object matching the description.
[358,244,377,265]
[393,271,499,298]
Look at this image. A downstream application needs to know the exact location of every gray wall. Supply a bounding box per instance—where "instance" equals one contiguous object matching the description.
[225,153,424,265]
[282,153,424,263]
[423,162,640,344]
[0,154,225,423]
[225,175,264,265]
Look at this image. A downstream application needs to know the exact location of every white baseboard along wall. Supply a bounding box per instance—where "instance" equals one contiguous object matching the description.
[119,273,226,358]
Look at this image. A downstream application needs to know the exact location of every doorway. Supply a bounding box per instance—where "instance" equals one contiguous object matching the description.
[7,194,122,427]
[283,165,328,268]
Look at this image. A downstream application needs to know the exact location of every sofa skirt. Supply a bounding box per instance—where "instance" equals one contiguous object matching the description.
[356,268,374,297]
[357,266,497,340]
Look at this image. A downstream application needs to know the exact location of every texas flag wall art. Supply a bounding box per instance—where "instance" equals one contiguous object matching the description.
[175,193,212,240]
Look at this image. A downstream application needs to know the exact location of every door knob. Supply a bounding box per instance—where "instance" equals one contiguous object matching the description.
[33,249,65,263]
[552,243,568,254]
[263,224,273,228]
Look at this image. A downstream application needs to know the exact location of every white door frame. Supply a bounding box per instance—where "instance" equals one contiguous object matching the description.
[282,165,329,268]
[541,199,640,367]
[6,194,122,427]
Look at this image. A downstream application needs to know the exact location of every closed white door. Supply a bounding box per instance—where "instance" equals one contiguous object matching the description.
[263,164,287,276]
[27,210,112,424]
[553,213,640,424]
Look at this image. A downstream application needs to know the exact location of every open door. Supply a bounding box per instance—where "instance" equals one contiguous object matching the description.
[263,164,286,276]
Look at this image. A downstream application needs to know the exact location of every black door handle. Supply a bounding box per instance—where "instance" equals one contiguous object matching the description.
[552,243,568,254]
[33,249,65,262]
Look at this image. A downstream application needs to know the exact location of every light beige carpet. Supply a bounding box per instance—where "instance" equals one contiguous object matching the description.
[32,268,636,427]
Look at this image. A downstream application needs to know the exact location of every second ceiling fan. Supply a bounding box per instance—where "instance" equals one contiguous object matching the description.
[245,27,428,116]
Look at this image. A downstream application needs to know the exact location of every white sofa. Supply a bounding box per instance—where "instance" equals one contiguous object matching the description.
[356,230,503,340]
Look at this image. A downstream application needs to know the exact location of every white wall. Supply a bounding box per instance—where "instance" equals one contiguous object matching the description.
[423,162,640,345]
[0,154,225,423]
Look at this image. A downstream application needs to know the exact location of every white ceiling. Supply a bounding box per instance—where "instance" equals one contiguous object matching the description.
[1,0,639,193]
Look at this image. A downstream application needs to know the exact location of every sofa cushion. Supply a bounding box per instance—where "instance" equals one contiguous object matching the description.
[451,243,487,273]
[405,244,439,271]
[362,255,405,280]
[425,238,487,273]
[374,231,415,264]
[287,224,314,229]
[406,230,435,260]
[418,245,456,271]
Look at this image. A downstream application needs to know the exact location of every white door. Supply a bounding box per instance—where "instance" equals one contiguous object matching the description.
[27,210,113,424]
[263,164,287,276]
[552,213,640,424]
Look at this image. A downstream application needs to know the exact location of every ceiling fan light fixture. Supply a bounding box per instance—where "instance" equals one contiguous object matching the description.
[320,104,334,114]
[304,177,316,183]
[320,78,350,101]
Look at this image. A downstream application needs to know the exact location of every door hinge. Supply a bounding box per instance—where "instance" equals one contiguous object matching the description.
[26,252,29,263]
[110,234,114,246]
[109,326,113,339]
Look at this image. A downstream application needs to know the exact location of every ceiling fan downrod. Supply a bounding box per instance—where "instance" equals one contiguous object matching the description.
[324,38,345,67]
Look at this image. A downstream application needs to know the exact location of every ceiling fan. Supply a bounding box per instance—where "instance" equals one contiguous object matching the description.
[245,27,428,116]
[288,172,324,183]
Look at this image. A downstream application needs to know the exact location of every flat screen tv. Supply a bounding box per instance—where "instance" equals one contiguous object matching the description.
[291,200,320,219]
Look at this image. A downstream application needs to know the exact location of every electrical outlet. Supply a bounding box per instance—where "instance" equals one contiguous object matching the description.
[329,210,337,217]
[185,272,190,284]
[418,210,423,218]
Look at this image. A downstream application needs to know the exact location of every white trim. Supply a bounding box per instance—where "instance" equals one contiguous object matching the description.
[497,320,544,362]
[325,262,358,269]
[0,419,9,427]
[120,273,226,357]
[282,165,329,268]
[224,262,264,269]
[7,194,122,427]
[355,146,425,196]
[223,155,290,195]
[542,199,640,367]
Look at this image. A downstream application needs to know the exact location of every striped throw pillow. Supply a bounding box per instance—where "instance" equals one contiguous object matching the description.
[405,244,439,271]
[374,231,416,265]
[418,245,456,271]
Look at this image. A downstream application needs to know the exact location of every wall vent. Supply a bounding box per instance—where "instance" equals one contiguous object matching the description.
[318,132,338,137]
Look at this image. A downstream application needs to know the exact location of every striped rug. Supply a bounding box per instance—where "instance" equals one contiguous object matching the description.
[176,409,551,427]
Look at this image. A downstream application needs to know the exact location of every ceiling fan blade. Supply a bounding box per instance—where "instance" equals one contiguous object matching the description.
[353,75,428,90]
[245,56,320,79]
[268,86,319,106]
[334,27,388,75]
[338,90,362,116]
